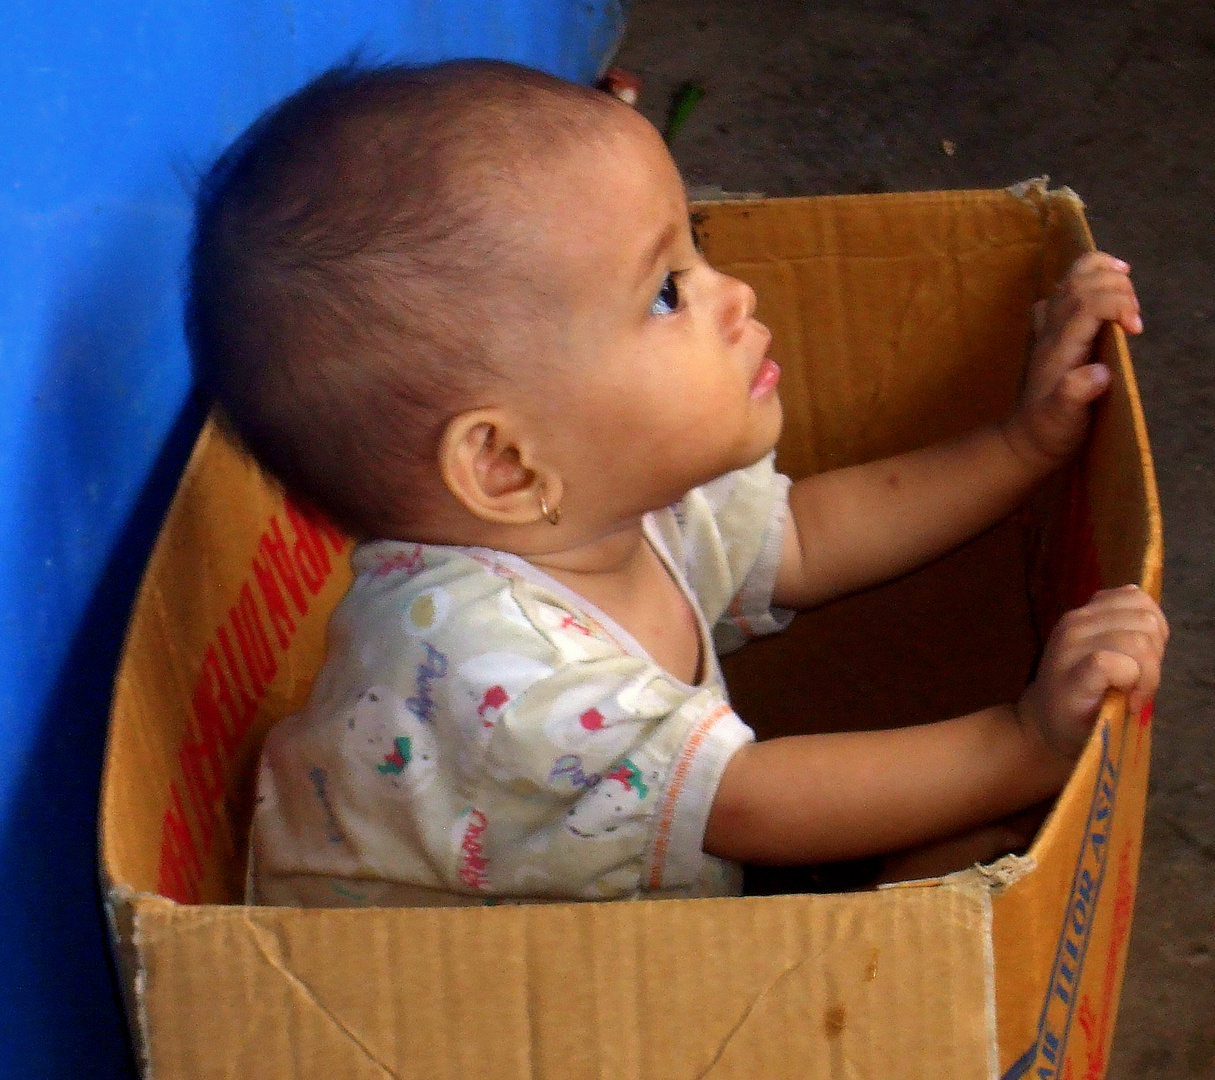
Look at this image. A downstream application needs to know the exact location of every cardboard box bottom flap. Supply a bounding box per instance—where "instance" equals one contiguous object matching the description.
[100,184,1161,1080]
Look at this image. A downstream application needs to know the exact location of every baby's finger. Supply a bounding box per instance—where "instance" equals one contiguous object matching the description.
[1070,606,1164,714]
[1086,277,1142,335]
[1079,585,1169,641]
[1051,592,1166,677]
[1069,648,1144,717]
[1134,587,1171,645]
[1065,266,1141,332]
[1053,287,1141,357]
[1098,626,1163,690]
[1064,252,1131,283]
[1055,363,1111,407]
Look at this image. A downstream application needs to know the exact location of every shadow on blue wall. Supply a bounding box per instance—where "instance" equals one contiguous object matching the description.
[0,402,205,1077]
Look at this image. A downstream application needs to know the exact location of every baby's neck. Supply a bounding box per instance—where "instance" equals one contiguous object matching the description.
[525,518,651,588]
[526,519,703,685]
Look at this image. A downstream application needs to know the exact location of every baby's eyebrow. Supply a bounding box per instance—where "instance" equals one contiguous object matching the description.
[635,220,679,289]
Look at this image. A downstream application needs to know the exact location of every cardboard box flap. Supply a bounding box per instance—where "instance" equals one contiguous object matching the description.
[131,886,995,1080]
[100,418,355,904]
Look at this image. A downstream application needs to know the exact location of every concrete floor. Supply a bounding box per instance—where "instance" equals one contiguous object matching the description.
[615,3,1214,1076]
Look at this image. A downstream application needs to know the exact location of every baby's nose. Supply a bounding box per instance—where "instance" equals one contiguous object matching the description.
[719,273,757,343]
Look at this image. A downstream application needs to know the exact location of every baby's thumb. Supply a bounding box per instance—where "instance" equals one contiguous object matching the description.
[1060,363,1111,403]
[1042,364,1109,420]
[1026,365,1108,457]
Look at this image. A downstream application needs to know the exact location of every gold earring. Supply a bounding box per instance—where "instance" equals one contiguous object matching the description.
[538,491,561,526]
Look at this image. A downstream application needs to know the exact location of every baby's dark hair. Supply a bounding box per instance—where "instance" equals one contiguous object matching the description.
[186,59,620,537]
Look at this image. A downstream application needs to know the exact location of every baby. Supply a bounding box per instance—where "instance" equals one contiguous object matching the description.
[186,60,1167,907]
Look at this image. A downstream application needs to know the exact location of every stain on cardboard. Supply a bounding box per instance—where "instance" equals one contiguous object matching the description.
[824,1004,847,1037]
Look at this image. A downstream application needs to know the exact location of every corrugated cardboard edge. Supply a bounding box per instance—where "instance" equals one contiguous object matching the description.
[982,876,1000,1080]
[102,882,153,1079]
[881,863,1017,1080]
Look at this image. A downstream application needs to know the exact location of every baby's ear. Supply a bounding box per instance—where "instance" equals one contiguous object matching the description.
[439,408,561,527]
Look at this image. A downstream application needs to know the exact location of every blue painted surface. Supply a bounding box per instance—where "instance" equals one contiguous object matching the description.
[0,3,623,1076]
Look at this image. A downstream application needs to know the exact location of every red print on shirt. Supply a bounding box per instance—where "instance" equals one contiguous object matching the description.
[478,685,509,716]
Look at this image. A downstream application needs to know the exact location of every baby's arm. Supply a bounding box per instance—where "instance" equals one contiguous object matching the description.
[704,585,1167,864]
[772,253,1141,609]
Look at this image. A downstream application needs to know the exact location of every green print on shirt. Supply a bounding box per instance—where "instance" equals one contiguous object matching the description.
[377,736,412,775]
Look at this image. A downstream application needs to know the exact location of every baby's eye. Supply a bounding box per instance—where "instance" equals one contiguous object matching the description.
[650,272,680,316]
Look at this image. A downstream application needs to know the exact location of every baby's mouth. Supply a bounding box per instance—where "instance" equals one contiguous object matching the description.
[749,357,781,399]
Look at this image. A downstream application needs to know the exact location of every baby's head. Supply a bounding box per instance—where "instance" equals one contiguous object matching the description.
[189,60,779,545]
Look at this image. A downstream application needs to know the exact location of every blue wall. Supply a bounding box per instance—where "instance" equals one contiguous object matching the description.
[0,3,623,1076]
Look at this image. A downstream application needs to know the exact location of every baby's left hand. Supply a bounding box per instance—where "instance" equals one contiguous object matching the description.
[1003,252,1142,469]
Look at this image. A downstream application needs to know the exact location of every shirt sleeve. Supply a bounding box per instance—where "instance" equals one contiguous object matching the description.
[469,591,755,901]
[671,452,795,655]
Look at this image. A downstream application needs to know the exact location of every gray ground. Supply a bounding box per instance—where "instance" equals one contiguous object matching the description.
[615,3,1214,1076]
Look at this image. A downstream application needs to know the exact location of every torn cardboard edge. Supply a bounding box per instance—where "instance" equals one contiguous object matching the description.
[878,853,1038,895]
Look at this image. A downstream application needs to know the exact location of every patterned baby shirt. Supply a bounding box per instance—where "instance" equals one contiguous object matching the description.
[247,454,792,907]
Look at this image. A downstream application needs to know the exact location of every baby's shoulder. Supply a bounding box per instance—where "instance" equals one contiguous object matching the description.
[344,541,637,670]
[303,542,687,750]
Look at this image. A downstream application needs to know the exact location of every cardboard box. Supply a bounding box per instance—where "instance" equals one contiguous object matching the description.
[100,183,1162,1080]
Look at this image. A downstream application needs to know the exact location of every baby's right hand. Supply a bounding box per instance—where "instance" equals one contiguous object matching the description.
[1018,585,1168,760]
[1003,253,1141,471]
